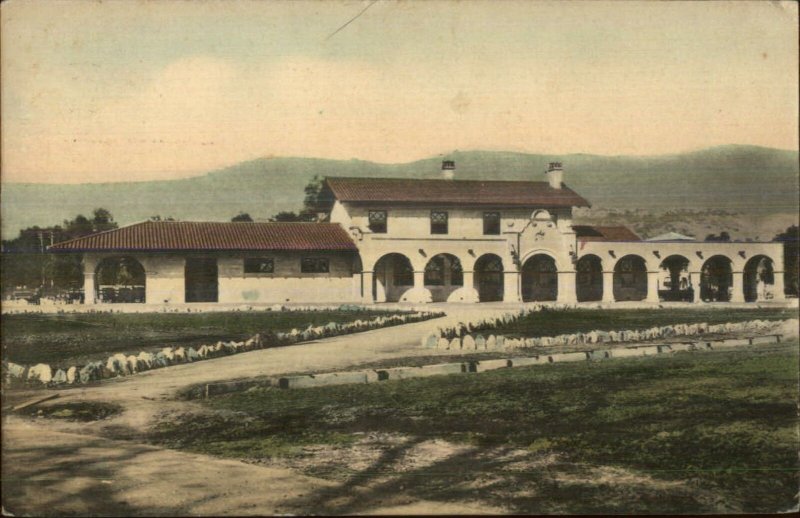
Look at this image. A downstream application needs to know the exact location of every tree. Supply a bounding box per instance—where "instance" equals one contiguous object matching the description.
[1,209,118,296]
[270,211,303,222]
[302,175,335,216]
[231,212,253,222]
[773,225,799,297]
[269,177,335,222]
[705,231,731,242]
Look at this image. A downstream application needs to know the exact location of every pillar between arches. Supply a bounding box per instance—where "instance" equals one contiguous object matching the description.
[463,271,474,290]
[503,271,520,302]
[557,270,577,303]
[361,271,374,303]
[646,271,660,303]
[413,271,425,289]
[689,272,701,303]
[602,271,615,303]
[731,271,745,303]
[773,271,786,301]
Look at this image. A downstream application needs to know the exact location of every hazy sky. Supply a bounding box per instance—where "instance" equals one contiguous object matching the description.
[2,0,797,184]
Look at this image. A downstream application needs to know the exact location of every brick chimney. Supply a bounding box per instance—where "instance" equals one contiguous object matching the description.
[546,162,563,189]
[441,160,455,180]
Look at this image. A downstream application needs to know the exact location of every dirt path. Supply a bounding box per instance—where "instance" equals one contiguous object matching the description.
[2,306,512,516]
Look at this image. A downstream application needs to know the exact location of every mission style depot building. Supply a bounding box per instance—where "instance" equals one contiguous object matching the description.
[50,162,786,306]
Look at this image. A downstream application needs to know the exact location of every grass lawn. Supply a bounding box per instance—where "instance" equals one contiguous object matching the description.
[151,341,800,514]
[477,307,796,338]
[2,309,416,367]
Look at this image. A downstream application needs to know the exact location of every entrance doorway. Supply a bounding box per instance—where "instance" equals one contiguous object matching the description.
[185,258,218,303]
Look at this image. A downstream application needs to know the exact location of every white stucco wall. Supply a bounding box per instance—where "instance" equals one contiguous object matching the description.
[216,251,359,304]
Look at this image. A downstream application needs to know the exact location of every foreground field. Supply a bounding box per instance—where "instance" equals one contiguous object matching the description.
[152,340,799,514]
[2,309,410,367]
[479,307,795,338]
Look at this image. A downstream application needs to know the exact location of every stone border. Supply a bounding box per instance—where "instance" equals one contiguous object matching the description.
[422,304,798,352]
[244,332,788,393]
[3,308,444,387]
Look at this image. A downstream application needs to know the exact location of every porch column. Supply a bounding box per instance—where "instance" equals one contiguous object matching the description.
[646,271,660,303]
[557,270,577,304]
[503,271,521,302]
[602,271,615,303]
[414,271,425,289]
[463,270,475,291]
[730,271,745,303]
[83,272,96,304]
[689,272,701,303]
[361,271,374,303]
[772,271,786,301]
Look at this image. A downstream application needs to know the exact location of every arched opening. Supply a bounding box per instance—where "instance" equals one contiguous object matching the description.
[424,254,463,302]
[95,256,146,303]
[522,254,558,302]
[658,255,693,302]
[700,255,733,302]
[613,255,647,301]
[373,253,414,303]
[576,254,603,302]
[474,254,504,302]
[743,255,775,302]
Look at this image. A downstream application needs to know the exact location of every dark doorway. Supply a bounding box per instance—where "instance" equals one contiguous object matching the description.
[658,255,693,302]
[700,255,732,302]
[521,254,558,302]
[613,255,647,301]
[576,254,603,302]
[475,254,504,302]
[185,257,218,303]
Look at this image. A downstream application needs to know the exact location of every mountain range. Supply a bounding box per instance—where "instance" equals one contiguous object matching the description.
[2,144,797,237]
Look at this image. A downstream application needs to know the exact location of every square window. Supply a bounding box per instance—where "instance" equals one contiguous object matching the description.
[430,211,448,234]
[301,257,330,273]
[483,212,501,235]
[244,257,274,274]
[368,210,387,233]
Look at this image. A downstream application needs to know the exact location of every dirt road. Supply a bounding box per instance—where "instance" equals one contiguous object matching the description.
[2,305,512,516]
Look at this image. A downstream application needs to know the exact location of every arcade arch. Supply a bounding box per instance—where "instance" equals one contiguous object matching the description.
[521,253,558,302]
[474,254,504,302]
[613,254,647,301]
[95,256,146,303]
[372,253,414,303]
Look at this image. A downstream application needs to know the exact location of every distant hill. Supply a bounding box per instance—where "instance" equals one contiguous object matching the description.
[2,144,797,237]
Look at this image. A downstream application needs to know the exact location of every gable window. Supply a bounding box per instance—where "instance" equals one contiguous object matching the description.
[301,257,330,273]
[430,211,448,234]
[483,212,501,235]
[368,210,387,233]
[244,257,274,274]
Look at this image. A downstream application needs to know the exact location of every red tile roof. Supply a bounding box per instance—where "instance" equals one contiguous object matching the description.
[574,225,641,242]
[324,177,590,208]
[49,221,357,252]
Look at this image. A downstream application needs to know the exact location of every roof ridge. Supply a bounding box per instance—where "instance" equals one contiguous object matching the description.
[46,219,152,250]
[326,176,551,185]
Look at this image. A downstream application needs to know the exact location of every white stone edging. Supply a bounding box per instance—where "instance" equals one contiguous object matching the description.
[4,309,444,386]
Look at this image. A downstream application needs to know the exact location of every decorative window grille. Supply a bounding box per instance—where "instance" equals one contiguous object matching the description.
[430,211,448,234]
[368,210,387,233]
